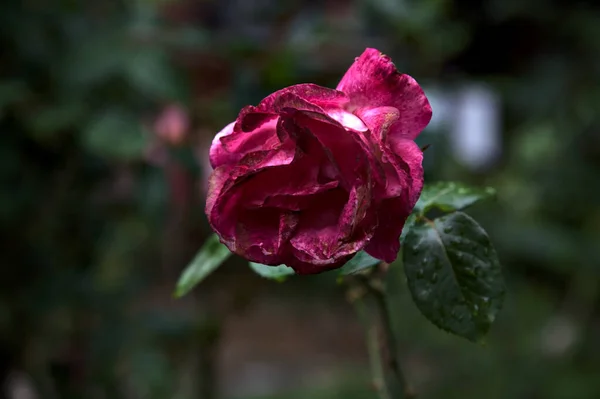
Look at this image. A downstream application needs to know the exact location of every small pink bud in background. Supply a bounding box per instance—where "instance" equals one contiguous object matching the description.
[154,104,189,146]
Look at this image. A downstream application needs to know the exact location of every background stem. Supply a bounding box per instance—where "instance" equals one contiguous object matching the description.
[353,297,391,399]
[368,277,415,399]
[347,264,415,399]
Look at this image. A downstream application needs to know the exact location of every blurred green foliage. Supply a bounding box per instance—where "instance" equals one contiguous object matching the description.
[1,0,600,398]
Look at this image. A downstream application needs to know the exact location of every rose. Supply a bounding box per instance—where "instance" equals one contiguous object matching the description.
[206,48,432,274]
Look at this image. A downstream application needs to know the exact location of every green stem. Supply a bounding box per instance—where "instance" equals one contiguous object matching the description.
[347,264,415,399]
[353,295,391,399]
[367,275,414,399]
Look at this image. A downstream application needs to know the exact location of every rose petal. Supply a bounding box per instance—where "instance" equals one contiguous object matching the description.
[207,139,298,244]
[356,106,404,198]
[288,183,374,274]
[363,196,406,262]
[235,208,281,259]
[219,113,343,215]
[257,83,349,112]
[236,106,278,132]
[289,188,352,259]
[287,110,371,190]
[336,48,432,140]
[278,212,300,250]
[356,106,400,143]
[207,50,431,271]
[222,117,280,156]
[337,181,372,241]
[353,105,424,262]
[284,254,354,275]
[205,166,230,226]
[326,109,368,132]
[364,140,424,262]
[233,209,299,265]
[209,121,236,168]
[245,177,339,211]
[205,166,243,247]
[210,108,282,169]
[230,139,297,177]
[387,137,425,209]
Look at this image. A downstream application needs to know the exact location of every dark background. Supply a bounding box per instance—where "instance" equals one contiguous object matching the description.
[2,0,600,398]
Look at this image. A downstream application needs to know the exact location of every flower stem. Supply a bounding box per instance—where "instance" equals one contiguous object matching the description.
[369,274,415,398]
[353,294,391,399]
[347,264,415,399]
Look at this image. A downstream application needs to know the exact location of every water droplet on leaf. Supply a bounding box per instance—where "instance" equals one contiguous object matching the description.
[418,288,431,300]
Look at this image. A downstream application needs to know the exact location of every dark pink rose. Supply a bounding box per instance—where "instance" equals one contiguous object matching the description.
[206,48,432,274]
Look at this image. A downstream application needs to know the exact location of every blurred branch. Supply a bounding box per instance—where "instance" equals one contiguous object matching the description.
[351,290,390,399]
[540,267,600,359]
[346,264,415,399]
[197,317,221,399]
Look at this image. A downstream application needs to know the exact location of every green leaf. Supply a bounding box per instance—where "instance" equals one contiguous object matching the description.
[125,48,185,101]
[27,102,88,136]
[64,31,128,86]
[248,263,295,282]
[174,234,232,297]
[82,110,149,161]
[338,251,381,275]
[403,211,505,342]
[0,80,28,111]
[414,182,496,215]
[160,27,209,49]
